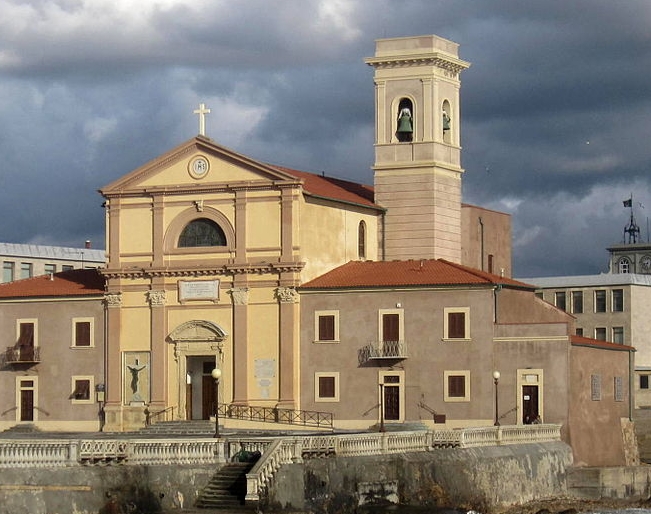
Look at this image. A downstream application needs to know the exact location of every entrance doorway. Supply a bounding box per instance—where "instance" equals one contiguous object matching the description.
[186,357,218,420]
[379,371,404,424]
[18,378,36,422]
[522,385,539,424]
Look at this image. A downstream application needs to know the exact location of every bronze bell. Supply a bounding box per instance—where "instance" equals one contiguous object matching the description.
[396,108,413,142]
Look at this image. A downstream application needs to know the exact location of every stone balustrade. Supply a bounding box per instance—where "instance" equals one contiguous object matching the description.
[0,423,561,498]
[0,438,223,468]
[243,424,562,501]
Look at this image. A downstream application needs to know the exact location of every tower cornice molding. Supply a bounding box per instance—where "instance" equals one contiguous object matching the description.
[365,55,470,76]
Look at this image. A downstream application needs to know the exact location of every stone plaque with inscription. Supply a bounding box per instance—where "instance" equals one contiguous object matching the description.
[178,280,220,303]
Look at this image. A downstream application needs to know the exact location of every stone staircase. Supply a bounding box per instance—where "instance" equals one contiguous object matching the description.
[195,462,253,510]
[139,420,216,436]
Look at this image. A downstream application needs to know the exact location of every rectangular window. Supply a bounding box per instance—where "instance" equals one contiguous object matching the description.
[612,289,624,312]
[315,372,339,402]
[444,308,470,340]
[444,371,470,402]
[612,327,624,345]
[314,311,339,342]
[378,309,403,346]
[73,320,93,347]
[591,374,602,401]
[20,262,32,280]
[71,376,93,403]
[575,327,584,336]
[614,376,624,402]
[44,263,56,275]
[535,292,543,300]
[62,265,74,272]
[595,290,606,312]
[3,261,15,282]
[555,291,566,311]
[595,327,607,341]
[571,291,583,314]
[382,313,399,342]
[641,375,649,390]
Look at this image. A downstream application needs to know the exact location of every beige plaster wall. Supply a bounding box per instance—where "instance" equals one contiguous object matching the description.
[568,344,632,466]
[0,298,105,432]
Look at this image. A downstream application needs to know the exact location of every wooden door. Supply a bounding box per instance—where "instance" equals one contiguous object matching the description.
[202,376,215,420]
[522,385,539,424]
[20,389,34,421]
[383,375,400,421]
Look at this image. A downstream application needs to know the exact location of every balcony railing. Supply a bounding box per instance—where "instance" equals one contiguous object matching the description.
[4,346,40,364]
[358,340,407,364]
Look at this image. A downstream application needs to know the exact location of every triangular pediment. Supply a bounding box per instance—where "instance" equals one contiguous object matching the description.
[99,135,299,196]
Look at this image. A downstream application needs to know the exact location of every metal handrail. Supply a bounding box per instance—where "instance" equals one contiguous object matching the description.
[222,404,333,430]
[146,405,176,425]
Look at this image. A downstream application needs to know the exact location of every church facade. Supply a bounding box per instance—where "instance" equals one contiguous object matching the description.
[95,34,494,431]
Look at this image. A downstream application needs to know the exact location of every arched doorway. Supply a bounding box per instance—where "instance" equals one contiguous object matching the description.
[167,320,228,420]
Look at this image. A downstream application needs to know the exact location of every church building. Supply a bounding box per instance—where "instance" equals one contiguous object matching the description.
[95,34,512,431]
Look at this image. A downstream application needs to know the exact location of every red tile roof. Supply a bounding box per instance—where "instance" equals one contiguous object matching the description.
[571,334,635,352]
[300,259,533,289]
[0,269,105,299]
[271,165,379,210]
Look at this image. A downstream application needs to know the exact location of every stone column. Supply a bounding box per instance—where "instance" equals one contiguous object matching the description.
[147,287,167,412]
[231,286,249,405]
[103,291,123,431]
[276,286,298,409]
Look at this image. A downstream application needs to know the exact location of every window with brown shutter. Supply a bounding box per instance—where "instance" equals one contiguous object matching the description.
[382,313,400,342]
[319,376,335,398]
[75,321,91,347]
[318,315,335,341]
[447,312,465,339]
[448,375,466,397]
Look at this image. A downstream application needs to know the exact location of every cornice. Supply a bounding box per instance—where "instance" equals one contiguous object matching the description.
[101,180,303,200]
[365,55,470,75]
[100,261,305,280]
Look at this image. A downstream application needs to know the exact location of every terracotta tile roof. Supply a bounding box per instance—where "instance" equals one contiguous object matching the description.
[270,165,379,210]
[300,259,533,289]
[0,269,105,299]
[571,334,635,352]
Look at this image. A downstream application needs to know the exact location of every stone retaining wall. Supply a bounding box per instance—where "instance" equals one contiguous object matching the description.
[267,442,574,513]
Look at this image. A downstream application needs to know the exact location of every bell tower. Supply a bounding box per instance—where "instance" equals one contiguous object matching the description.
[366,35,470,262]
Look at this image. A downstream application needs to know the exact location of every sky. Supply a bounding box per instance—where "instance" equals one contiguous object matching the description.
[1,0,650,278]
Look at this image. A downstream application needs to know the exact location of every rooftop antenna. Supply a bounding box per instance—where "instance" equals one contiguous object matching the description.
[623,194,640,244]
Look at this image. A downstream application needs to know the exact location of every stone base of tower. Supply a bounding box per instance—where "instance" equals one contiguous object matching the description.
[376,167,462,263]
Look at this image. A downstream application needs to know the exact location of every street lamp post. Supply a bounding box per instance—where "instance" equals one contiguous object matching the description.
[493,370,501,426]
[211,368,222,438]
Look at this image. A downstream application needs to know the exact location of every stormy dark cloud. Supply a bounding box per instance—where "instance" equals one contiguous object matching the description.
[0,0,649,277]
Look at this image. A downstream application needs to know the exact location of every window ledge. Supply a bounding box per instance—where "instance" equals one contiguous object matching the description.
[442,338,472,343]
[313,340,340,344]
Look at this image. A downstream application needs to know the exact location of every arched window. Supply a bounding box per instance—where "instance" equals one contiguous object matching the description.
[396,98,414,142]
[618,257,631,274]
[178,218,226,247]
[358,221,366,260]
[442,100,452,143]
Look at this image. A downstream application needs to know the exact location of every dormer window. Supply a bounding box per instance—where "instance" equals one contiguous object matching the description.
[178,218,226,247]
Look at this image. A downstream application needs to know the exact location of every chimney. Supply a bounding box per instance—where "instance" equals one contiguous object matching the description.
[85,240,91,249]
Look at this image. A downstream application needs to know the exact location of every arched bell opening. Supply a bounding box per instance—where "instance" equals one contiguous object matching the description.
[396,98,414,142]
[442,100,452,144]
